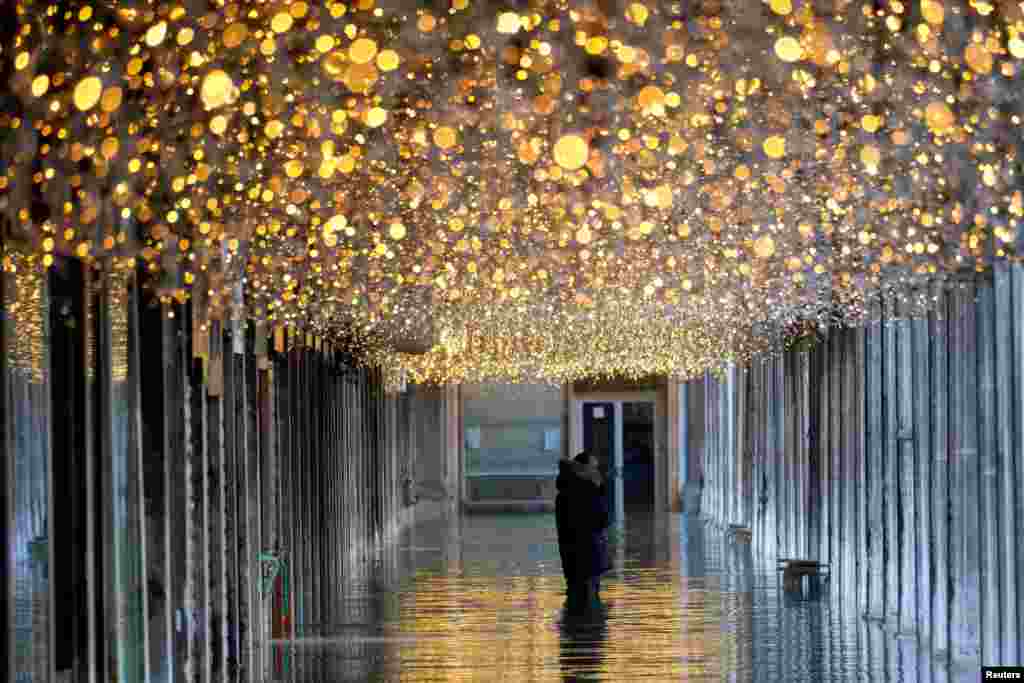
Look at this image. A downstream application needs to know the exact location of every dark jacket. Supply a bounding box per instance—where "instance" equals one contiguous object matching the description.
[555,458,611,582]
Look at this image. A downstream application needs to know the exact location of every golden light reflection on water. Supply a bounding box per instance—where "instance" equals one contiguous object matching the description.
[382,569,728,680]
[266,513,966,682]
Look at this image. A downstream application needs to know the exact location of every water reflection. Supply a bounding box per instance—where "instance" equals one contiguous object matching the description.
[558,602,608,681]
[262,512,973,682]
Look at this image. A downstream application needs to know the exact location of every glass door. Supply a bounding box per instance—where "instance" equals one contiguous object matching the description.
[581,402,619,521]
[579,399,657,521]
[622,402,655,509]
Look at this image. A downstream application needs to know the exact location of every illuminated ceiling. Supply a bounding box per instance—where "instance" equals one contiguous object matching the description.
[2,0,1023,384]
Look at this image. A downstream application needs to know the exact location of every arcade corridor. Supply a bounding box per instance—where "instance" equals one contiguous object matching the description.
[3,261,1023,682]
[5,0,1024,679]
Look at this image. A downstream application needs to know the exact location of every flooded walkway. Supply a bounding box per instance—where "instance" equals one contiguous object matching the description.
[262,512,974,682]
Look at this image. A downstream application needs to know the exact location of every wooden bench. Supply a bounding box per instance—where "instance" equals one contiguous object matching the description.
[777,558,830,594]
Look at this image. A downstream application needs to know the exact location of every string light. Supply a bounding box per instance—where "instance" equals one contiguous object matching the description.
[2,0,1022,386]
[3,250,47,384]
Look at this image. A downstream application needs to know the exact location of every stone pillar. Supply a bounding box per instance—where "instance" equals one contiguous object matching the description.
[895,306,917,637]
[207,323,228,678]
[654,382,667,514]
[164,300,193,683]
[741,366,755,530]
[271,340,291,642]
[569,385,577,458]
[564,383,575,459]
[993,265,1020,662]
[753,359,768,556]
[865,315,884,622]
[443,384,462,509]
[794,354,808,560]
[771,355,785,562]
[705,374,718,521]
[950,277,982,666]
[725,366,736,526]
[1014,266,1024,664]
[851,327,868,615]
[845,326,865,604]
[102,265,151,683]
[258,363,278,646]
[911,308,932,647]
[828,332,842,582]
[82,265,101,683]
[3,253,55,682]
[811,339,829,567]
[665,377,680,512]
[929,283,950,661]
[782,353,797,559]
[882,296,899,629]
[683,379,704,515]
[976,274,1000,665]
[240,329,260,679]
[612,402,624,523]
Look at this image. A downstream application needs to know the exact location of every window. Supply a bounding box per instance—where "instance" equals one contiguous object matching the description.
[465,426,481,450]
[462,382,563,475]
[543,427,560,452]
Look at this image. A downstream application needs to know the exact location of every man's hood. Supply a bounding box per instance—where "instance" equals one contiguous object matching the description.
[557,456,603,488]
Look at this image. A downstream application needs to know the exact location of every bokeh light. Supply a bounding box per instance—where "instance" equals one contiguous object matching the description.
[2,0,1023,386]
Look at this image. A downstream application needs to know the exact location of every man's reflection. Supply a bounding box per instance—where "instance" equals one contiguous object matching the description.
[558,601,609,681]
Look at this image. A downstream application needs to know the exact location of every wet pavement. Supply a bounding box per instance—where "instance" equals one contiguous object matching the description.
[262,511,975,682]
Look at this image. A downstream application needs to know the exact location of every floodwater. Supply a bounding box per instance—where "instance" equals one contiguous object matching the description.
[261,512,974,682]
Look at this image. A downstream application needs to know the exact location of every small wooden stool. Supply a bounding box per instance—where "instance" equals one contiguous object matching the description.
[728,525,752,543]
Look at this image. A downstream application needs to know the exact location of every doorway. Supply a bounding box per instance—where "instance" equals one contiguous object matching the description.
[621,402,655,508]
[577,399,656,521]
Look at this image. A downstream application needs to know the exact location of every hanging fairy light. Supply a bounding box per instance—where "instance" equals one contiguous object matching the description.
[2,0,1023,385]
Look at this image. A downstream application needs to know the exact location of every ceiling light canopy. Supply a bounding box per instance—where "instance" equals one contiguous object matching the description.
[2,0,1023,385]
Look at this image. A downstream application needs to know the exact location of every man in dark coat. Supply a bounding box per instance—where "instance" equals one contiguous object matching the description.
[555,451,611,614]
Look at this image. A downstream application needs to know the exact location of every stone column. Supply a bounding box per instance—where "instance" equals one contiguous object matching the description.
[895,306,917,637]
[976,274,1000,665]
[882,296,899,629]
[562,383,572,460]
[772,355,785,562]
[950,277,982,666]
[683,380,704,515]
[911,306,932,647]
[443,384,462,509]
[811,339,829,567]
[3,253,55,682]
[612,402,624,524]
[865,315,884,622]
[993,265,1020,662]
[929,283,950,662]
[1014,266,1024,663]
[665,377,680,513]
[845,326,865,605]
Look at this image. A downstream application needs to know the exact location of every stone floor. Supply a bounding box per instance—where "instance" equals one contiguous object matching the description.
[260,510,978,682]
